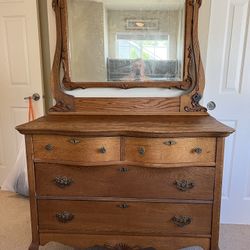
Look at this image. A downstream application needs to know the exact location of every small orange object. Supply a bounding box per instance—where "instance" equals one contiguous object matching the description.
[28,97,35,122]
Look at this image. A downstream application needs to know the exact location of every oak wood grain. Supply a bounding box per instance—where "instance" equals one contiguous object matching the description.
[37,197,213,204]
[74,98,180,115]
[64,81,189,89]
[35,164,215,201]
[33,135,120,163]
[38,200,212,236]
[25,136,40,248]
[16,115,234,137]
[211,138,225,250]
[125,137,216,164]
[33,160,216,168]
[180,0,206,112]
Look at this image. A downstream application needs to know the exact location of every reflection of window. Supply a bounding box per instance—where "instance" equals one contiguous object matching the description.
[117,33,169,60]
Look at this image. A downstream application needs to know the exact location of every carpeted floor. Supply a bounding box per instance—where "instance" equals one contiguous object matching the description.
[0,191,249,250]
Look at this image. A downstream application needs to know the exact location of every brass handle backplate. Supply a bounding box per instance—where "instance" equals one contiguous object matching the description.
[118,203,129,209]
[175,180,194,192]
[54,176,73,188]
[56,211,74,223]
[99,147,107,154]
[45,144,54,151]
[138,147,145,156]
[172,216,192,227]
[193,147,203,154]
[164,140,177,146]
[68,138,81,144]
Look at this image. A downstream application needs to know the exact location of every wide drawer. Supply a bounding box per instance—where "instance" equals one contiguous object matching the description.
[40,233,211,250]
[36,164,215,200]
[38,200,212,236]
[125,137,216,164]
[33,135,120,163]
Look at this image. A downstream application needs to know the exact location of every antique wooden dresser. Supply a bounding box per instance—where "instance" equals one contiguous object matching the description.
[16,0,234,250]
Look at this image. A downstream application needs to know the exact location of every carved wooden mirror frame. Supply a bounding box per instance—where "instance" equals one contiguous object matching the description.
[50,0,207,115]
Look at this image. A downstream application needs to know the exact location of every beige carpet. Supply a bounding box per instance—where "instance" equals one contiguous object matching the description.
[0,191,249,250]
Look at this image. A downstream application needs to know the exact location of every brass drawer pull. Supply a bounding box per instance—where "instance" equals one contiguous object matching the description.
[45,144,54,151]
[164,140,177,146]
[99,146,107,154]
[119,167,129,173]
[193,147,203,154]
[172,216,192,227]
[54,176,73,188]
[118,203,129,209]
[56,211,74,223]
[138,147,145,156]
[174,180,194,192]
[68,138,81,144]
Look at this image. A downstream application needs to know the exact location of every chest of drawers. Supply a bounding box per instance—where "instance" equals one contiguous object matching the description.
[16,115,234,250]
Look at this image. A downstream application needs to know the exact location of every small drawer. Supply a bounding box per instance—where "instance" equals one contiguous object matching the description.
[36,163,215,201]
[33,135,120,163]
[125,137,216,164]
[38,200,212,236]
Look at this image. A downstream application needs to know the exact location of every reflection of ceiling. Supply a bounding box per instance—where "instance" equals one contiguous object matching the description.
[86,0,185,10]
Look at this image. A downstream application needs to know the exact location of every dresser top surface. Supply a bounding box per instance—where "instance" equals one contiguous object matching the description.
[16,115,234,137]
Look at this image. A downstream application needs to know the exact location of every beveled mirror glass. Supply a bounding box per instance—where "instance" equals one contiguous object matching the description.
[67,0,186,84]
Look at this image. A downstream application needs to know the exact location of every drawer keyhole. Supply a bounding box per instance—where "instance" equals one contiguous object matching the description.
[118,203,129,209]
[68,138,81,144]
[164,140,177,146]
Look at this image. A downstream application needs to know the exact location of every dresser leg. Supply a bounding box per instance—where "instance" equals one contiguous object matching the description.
[29,242,39,250]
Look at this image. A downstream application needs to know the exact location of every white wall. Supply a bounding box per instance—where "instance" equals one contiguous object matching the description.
[68,0,106,82]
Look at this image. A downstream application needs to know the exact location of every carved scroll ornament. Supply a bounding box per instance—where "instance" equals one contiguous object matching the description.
[183,0,207,112]
[184,93,207,112]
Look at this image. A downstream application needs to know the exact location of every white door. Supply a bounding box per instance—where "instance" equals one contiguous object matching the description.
[0,0,44,184]
[204,0,250,224]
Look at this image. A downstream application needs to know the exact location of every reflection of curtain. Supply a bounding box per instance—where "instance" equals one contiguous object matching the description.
[1,137,29,197]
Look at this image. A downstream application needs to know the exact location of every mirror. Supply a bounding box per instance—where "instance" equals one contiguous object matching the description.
[67,0,186,84]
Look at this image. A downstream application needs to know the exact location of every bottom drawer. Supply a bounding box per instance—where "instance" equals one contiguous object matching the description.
[38,200,212,236]
[40,233,211,250]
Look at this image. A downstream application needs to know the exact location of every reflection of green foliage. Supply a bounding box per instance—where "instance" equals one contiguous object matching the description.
[130,48,139,59]
[142,51,150,60]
